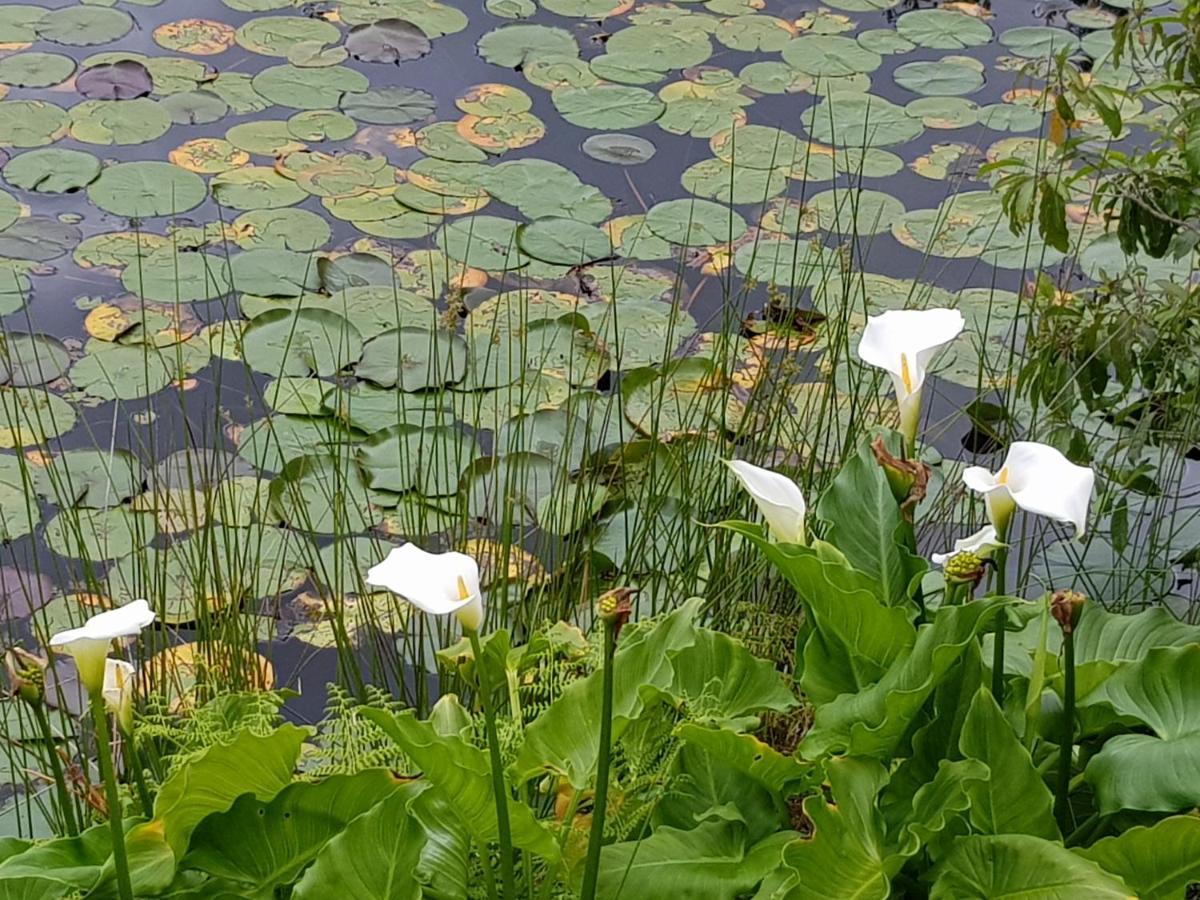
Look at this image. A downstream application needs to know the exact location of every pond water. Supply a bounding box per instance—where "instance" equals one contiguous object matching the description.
[0,0,1194,736]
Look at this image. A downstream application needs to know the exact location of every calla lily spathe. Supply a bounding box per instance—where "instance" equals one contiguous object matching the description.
[963,441,1095,539]
[103,658,136,735]
[931,524,1004,566]
[48,600,156,692]
[726,459,807,544]
[366,543,485,632]
[856,308,965,446]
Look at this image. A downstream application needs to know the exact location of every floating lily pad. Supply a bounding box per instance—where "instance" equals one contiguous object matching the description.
[358,424,479,497]
[340,86,436,124]
[37,6,132,45]
[70,98,172,145]
[1000,25,1081,59]
[88,161,207,218]
[236,15,340,56]
[212,166,308,210]
[644,198,747,246]
[121,248,233,301]
[0,333,69,386]
[346,19,432,62]
[477,24,578,68]
[356,327,469,390]
[552,84,665,129]
[0,387,77,448]
[897,9,993,49]
[254,64,370,110]
[153,18,238,55]
[0,52,76,88]
[76,60,154,100]
[242,308,364,377]
[44,507,151,560]
[0,217,80,262]
[517,218,612,265]
[782,36,881,77]
[0,100,70,147]
[3,149,101,194]
[894,58,985,96]
[438,215,529,270]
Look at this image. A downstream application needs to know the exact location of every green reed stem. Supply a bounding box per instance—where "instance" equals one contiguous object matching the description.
[467,627,515,900]
[579,617,617,900]
[90,692,133,900]
[991,546,1009,701]
[1055,625,1076,832]
[31,702,78,837]
[124,730,154,817]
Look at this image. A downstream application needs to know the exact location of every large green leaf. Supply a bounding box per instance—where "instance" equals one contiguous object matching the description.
[292,790,424,899]
[182,770,406,895]
[512,600,701,788]
[929,834,1132,899]
[153,725,309,857]
[675,725,815,796]
[765,758,891,900]
[594,821,795,900]
[362,709,560,861]
[958,688,1059,840]
[816,433,925,608]
[890,758,988,860]
[1084,645,1200,813]
[721,524,914,704]
[800,599,1009,759]
[664,629,797,727]
[1075,816,1200,899]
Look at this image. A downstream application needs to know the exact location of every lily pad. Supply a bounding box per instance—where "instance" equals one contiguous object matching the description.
[552,84,665,129]
[644,198,747,246]
[340,86,436,124]
[517,218,613,265]
[356,327,469,390]
[3,149,101,194]
[0,52,76,88]
[242,308,364,377]
[346,19,432,63]
[88,161,207,218]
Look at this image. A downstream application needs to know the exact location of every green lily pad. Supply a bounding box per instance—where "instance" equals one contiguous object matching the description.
[340,86,436,124]
[0,52,76,88]
[45,507,152,560]
[477,24,578,67]
[358,424,480,497]
[894,58,985,96]
[438,215,529,270]
[782,36,881,77]
[37,6,132,45]
[517,218,613,265]
[804,92,923,147]
[253,64,370,110]
[230,249,323,298]
[212,166,308,210]
[0,217,80,262]
[270,453,380,534]
[1000,26,1081,59]
[235,16,341,56]
[87,161,207,218]
[897,9,994,50]
[356,327,469,390]
[121,248,233,302]
[0,101,70,147]
[552,84,665,130]
[346,19,432,63]
[0,333,70,387]
[242,308,364,377]
[231,208,332,252]
[70,98,173,146]
[0,387,77,448]
[644,198,747,246]
[3,149,100,194]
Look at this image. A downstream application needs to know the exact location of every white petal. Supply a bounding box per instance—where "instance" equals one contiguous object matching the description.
[931,525,1003,566]
[49,599,156,647]
[366,544,484,620]
[962,465,1001,494]
[1002,442,1095,538]
[726,459,806,544]
[102,658,135,708]
[857,308,965,398]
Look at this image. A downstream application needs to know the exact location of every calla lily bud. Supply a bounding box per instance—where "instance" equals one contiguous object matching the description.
[597,587,635,639]
[725,459,807,545]
[4,647,48,706]
[1051,589,1086,635]
[102,658,136,736]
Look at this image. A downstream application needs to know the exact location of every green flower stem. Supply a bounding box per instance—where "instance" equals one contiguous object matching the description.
[31,702,78,837]
[579,616,617,900]
[990,545,1009,701]
[467,627,516,900]
[90,691,133,900]
[124,730,155,816]
[1054,625,1076,831]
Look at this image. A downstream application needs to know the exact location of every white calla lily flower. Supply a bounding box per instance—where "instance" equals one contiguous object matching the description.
[726,459,807,545]
[931,525,1004,566]
[48,600,156,693]
[857,308,965,446]
[366,543,484,632]
[963,441,1095,539]
[103,658,136,735]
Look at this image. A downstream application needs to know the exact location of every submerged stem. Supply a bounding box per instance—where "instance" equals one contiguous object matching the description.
[90,692,133,900]
[580,616,617,900]
[467,627,515,900]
